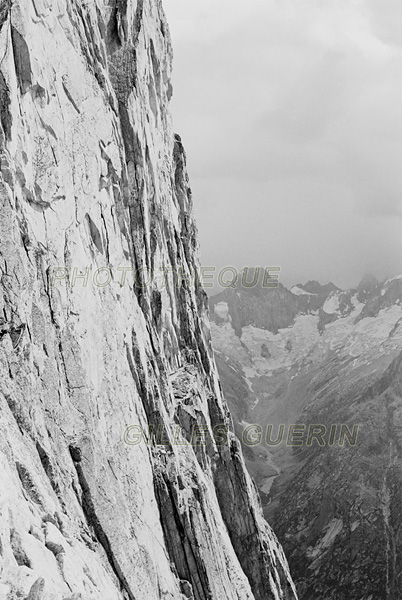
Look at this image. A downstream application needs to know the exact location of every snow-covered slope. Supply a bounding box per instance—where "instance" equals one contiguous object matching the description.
[210,275,402,599]
[211,276,402,392]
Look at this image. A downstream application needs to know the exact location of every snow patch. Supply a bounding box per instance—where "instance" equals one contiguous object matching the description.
[291,286,317,296]
[384,274,402,285]
[214,301,229,320]
[323,293,340,314]
[307,518,343,559]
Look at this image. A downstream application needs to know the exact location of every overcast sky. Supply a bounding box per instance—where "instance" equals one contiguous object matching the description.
[163,0,402,289]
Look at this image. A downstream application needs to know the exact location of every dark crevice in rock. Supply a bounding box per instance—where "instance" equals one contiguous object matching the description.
[4,393,30,434]
[15,462,43,507]
[61,81,80,114]
[36,441,63,501]
[58,341,71,392]
[154,471,211,600]
[0,71,12,141]
[118,101,137,172]
[73,3,107,90]
[132,0,145,42]
[85,213,103,255]
[125,335,172,451]
[115,0,129,45]
[100,210,110,262]
[69,446,136,600]
[10,528,31,567]
[0,0,11,33]
[11,26,32,92]
[44,268,60,330]
[151,289,162,327]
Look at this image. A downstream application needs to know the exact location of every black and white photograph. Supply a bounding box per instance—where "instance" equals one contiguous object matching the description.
[0,0,400,598]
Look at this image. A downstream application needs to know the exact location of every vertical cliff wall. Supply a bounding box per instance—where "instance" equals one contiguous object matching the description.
[0,1,297,598]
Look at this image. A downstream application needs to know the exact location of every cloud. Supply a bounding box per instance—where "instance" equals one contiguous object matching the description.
[164,0,402,288]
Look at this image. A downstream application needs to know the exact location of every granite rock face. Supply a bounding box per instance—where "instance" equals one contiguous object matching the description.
[0,1,297,599]
[210,276,402,599]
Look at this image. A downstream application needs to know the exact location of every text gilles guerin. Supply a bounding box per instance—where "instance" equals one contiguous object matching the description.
[123,423,360,448]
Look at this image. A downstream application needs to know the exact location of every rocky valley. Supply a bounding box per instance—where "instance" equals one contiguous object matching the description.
[210,273,402,599]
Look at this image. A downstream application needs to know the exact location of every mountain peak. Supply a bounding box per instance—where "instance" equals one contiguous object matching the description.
[357,273,379,290]
[298,280,339,295]
[356,273,380,302]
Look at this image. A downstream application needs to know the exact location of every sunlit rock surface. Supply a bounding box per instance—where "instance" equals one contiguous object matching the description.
[0,2,297,599]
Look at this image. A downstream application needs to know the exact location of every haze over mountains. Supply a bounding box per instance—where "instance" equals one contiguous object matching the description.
[210,272,402,599]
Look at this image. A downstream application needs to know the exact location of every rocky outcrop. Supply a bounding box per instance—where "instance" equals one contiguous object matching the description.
[210,284,300,337]
[210,276,402,599]
[0,1,296,599]
[209,279,341,336]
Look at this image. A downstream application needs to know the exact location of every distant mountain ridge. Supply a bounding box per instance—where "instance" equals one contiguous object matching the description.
[210,273,402,332]
[209,273,402,599]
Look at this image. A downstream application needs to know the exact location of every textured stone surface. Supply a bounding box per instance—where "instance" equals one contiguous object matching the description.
[0,1,297,599]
